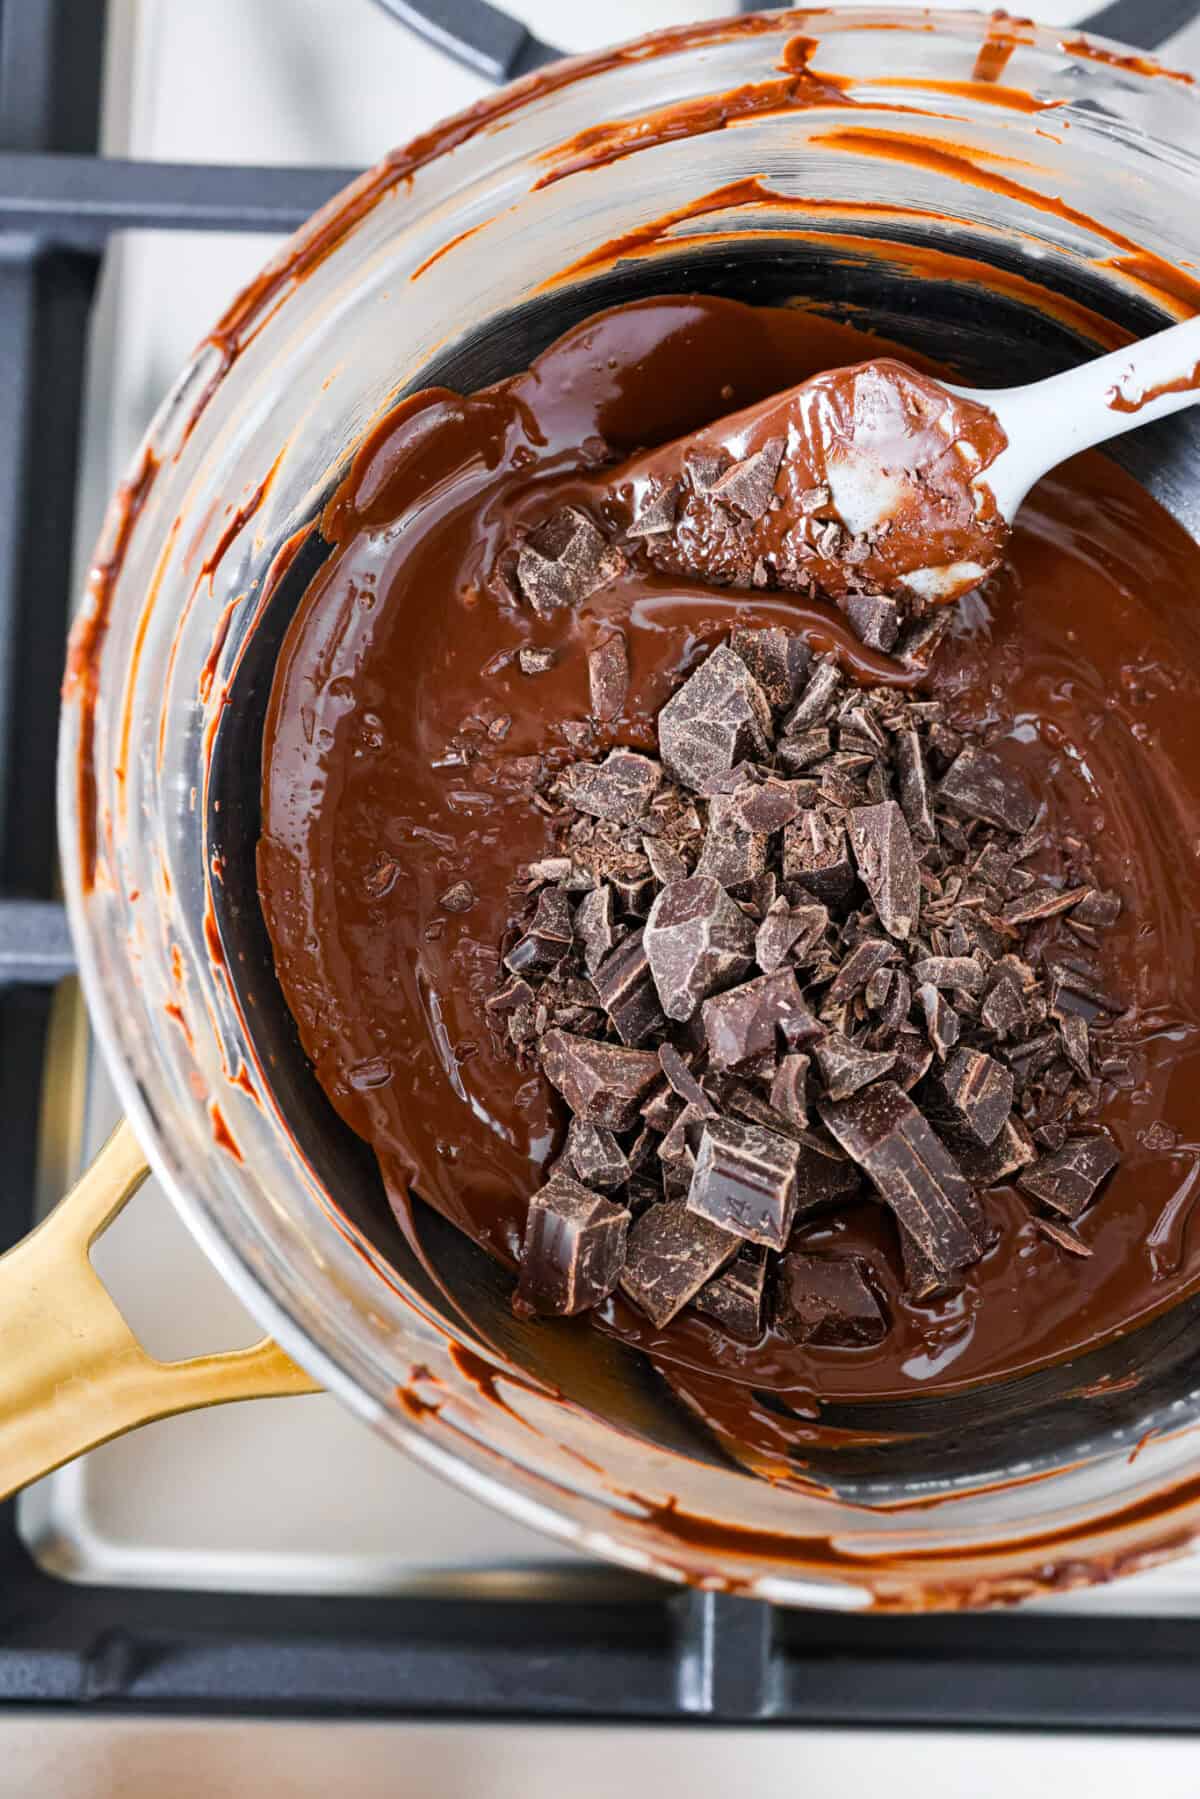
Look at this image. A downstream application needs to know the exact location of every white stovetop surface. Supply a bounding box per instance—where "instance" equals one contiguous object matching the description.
[13,0,1200,1788]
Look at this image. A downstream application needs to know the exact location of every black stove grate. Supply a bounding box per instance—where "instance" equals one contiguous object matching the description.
[3,0,1200,1727]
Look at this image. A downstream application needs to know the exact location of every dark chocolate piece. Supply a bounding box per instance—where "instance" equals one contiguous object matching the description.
[819,1081,986,1274]
[588,632,629,723]
[782,813,857,905]
[776,1252,888,1347]
[776,727,831,772]
[627,479,681,538]
[938,746,1036,834]
[687,1115,803,1249]
[911,955,985,996]
[696,792,769,890]
[564,1118,630,1191]
[515,1173,630,1316]
[517,505,623,617]
[755,898,828,975]
[1059,1010,1091,1081]
[439,880,475,912]
[783,657,842,732]
[693,1249,768,1339]
[770,1052,810,1127]
[891,1030,935,1092]
[893,724,937,843]
[518,645,557,675]
[657,644,772,792]
[731,782,802,835]
[540,1029,661,1131]
[708,436,785,516]
[1033,1215,1093,1257]
[847,802,920,942]
[702,970,820,1069]
[980,970,1027,1039]
[1003,883,1091,927]
[1072,887,1122,928]
[950,1113,1036,1187]
[1018,1132,1120,1219]
[619,1202,740,1326]
[567,749,662,823]
[643,834,688,886]
[591,928,665,1045]
[658,1042,715,1116]
[644,875,756,1022]
[899,1228,951,1303]
[505,886,573,976]
[846,593,901,653]
[729,627,810,712]
[575,885,618,975]
[938,1046,1014,1147]
[828,938,898,1005]
[813,1032,898,1101]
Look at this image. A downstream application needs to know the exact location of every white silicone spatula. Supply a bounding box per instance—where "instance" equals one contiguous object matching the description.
[962,313,1200,525]
[615,314,1200,610]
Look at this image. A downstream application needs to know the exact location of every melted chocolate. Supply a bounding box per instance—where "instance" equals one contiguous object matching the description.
[258,295,1200,1471]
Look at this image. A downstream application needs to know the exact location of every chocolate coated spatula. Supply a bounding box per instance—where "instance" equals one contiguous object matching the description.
[612,313,1200,610]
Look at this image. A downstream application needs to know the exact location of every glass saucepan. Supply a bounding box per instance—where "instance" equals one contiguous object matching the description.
[6,8,1200,1609]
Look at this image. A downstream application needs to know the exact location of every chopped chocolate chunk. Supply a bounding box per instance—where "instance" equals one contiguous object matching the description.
[517,506,623,617]
[847,802,920,941]
[643,835,688,885]
[776,1252,887,1346]
[891,1030,935,1092]
[487,973,535,1017]
[980,970,1027,1039]
[505,886,573,976]
[1018,1131,1120,1219]
[518,645,557,675]
[439,880,475,913]
[657,644,772,792]
[1142,1120,1179,1152]
[893,724,937,843]
[709,436,785,516]
[703,969,820,1069]
[845,593,901,653]
[515,1173,630,1317]
[1059,1010,1091,1081]
[731,781,803,835]
[951,1114,1036,1187]
[693,1249,768,1339]
[567,749,662,823]
[938,747,1036,834]
[819,1081,986,1274]
[644,875,756,1021]
[540,1030,661,1131]
[658,1102,705,1169]
[619,1202,740,1327]
[658,1042,716,1115]
[783,657,842,733]
[610,867,656,917]
[1003,883,1091,927]
[575,885,618,975]
[911,955,985,996]
[685,448,728,493]
[729,627,810,712]
[591,928,665,1045]
[936,1045,1015,1146]
[1048,965,1121,1022]
[770,1052,810,1126]
[627,479,681,538]
[1072,887,1122,928]
[896,611,952,672]
[564,1119,630,1191]
[829,938,898,1005]
[921,985,964,1065]
[1033,1215,1093,1257]
[813,1032,898,1101]
[696,792,769,890]
[588,632,629,723]
[783,813,857,905]
[641,1081,680,1135]
[756,897,829,975]
[687,1116,803,1249]
[773,726,831,769]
